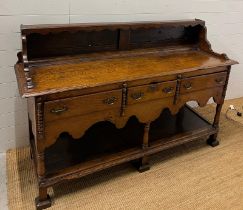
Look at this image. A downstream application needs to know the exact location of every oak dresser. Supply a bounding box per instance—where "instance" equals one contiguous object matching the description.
[14,19,238,209]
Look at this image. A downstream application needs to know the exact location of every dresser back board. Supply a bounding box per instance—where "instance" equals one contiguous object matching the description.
[20,19,205,62]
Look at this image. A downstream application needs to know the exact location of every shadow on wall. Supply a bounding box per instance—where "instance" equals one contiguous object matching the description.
[14,89,29,149]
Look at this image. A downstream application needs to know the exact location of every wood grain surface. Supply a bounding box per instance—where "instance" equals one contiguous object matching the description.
[14,20,238,210]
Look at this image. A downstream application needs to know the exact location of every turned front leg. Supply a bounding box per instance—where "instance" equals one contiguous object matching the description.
[35,100,52,209]
[207,103,222,147]
[208,67,231,147]
[35,151,52,210]
[136,122,150,172]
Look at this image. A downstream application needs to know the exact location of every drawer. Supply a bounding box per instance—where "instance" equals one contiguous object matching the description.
[45,89,122,122]
[127,80,177,105]
[180,72,227,94]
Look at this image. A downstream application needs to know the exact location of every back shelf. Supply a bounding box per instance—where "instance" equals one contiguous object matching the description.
[25,24,201,61]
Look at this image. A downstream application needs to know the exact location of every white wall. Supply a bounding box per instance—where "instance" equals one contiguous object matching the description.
[0,0,243,153]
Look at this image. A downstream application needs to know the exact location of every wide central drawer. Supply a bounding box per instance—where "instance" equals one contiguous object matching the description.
[180,72,227,94]
[45,89,122,122]
[127,80,177,105]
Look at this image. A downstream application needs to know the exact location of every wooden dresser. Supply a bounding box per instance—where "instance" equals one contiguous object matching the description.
[15,19,238,209]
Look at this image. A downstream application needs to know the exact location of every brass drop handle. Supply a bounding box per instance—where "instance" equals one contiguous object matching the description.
[103,96,117,105]
[131,92,144,100]
[163,87,174,94]
[50,106,68,114]
[215,78,224,84]
[148,83,158,92]
[184,82,192,90]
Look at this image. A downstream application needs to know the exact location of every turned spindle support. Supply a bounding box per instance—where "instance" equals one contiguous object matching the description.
[135,122,151,172]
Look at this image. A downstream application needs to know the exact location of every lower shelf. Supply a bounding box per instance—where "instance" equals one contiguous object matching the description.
[41,105,217,187]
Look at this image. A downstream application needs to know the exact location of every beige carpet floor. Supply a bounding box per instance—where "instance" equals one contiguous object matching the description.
[7,99,243,210]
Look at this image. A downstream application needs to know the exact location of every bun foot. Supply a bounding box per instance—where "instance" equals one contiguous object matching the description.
[207,136,219,147]
[35,195,51,210]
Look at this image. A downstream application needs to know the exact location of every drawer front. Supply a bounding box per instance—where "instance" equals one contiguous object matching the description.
[180,72,227,94]
[45,89,122,122]
[127,80,177,105]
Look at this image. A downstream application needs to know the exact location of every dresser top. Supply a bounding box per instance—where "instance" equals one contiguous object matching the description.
[15,49,236,97]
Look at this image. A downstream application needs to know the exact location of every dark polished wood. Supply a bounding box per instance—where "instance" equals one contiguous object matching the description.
[35,187,51,210]
[14,19,237,209]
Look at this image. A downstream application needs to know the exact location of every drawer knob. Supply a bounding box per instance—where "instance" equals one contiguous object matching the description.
[184,82,192,90]
[50,106,68,114]
[103,96,117,105]
[131,92,144,100]
[215,78,224,84]
[163,87,174,94]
